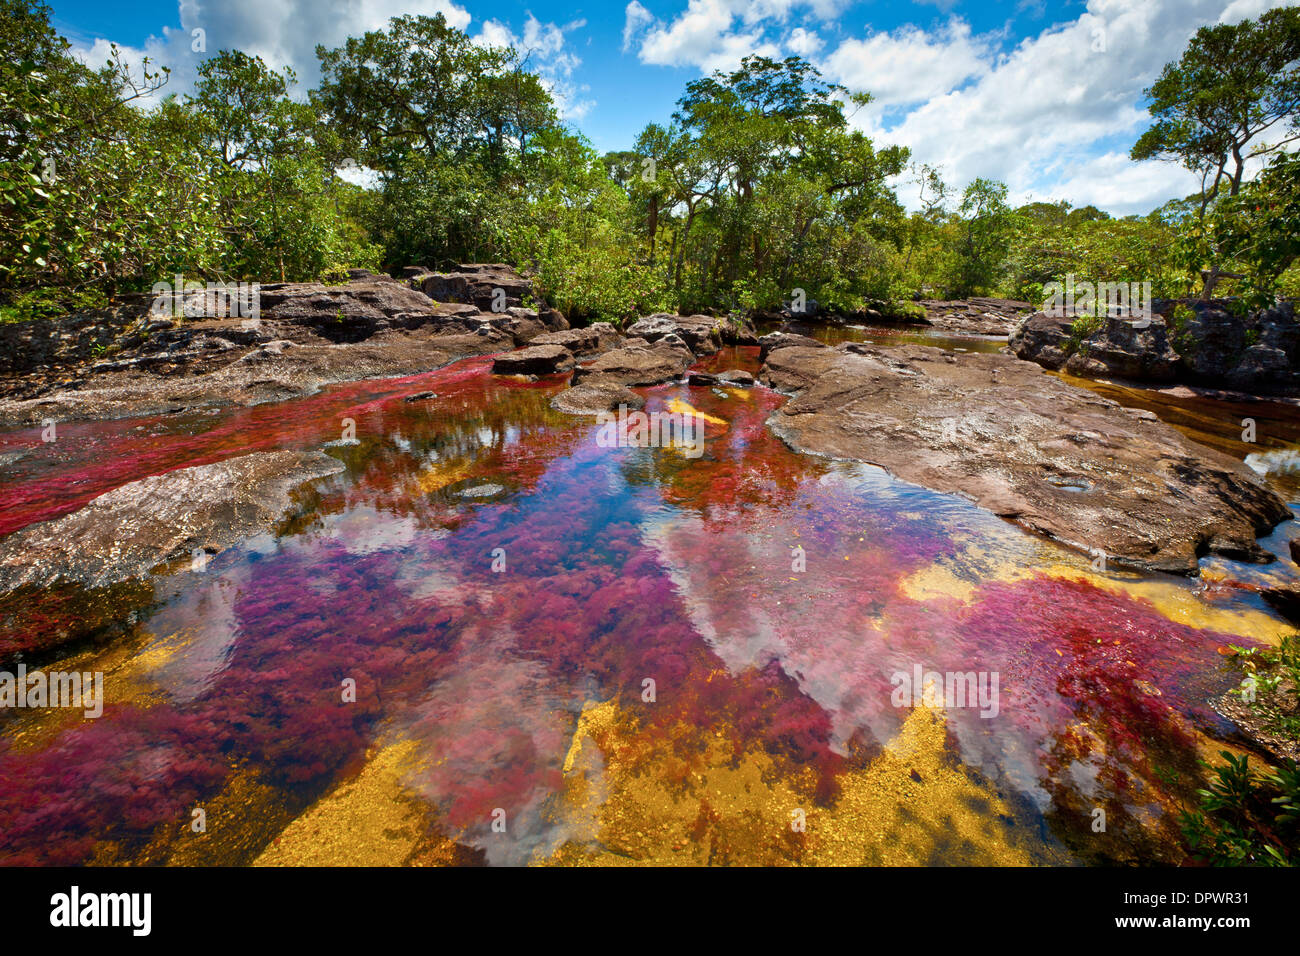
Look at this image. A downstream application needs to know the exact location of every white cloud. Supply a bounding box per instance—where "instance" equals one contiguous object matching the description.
[824,19,992,109]
[623,1,655,52]
[786,27,824,57]
[624,0,834,72]
[833,0,1298,214]
[69,0,595,120]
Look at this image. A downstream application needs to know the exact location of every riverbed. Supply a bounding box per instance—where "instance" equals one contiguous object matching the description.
[0,332,1296,865]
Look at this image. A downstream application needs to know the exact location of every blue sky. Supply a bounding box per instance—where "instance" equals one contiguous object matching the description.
[48,0,1293,214]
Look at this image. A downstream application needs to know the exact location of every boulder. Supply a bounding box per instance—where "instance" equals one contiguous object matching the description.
[758,331,828,363]
[1011,299,1300,395]
[419,263,533,312]
[570,340,694,387]
[550,380,647,416]
[687,369,756,386]
[625,313,737,353]
[491,344,574,376]
[531,323,622,355]
[1009,312,1180,381]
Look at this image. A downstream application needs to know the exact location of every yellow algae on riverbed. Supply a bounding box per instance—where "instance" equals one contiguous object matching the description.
[542,698,1054,866]
[254,739,448,866]
[666,397,728,426]
[415,458,474,495]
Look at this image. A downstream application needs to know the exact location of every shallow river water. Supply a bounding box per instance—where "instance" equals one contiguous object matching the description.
[1,333,1298,865]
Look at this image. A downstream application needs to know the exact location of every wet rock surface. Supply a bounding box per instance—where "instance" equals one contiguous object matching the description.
[761,343,1291,574]
[0,450,343,593]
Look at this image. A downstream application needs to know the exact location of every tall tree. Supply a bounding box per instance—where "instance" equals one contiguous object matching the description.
[1131,8,1300,295]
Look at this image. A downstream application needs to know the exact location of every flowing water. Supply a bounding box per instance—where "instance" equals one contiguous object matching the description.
[1,336,1298,866]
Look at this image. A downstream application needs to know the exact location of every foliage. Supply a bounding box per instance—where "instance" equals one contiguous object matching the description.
[1181,751,1298,866]
[1131,7,1300,297]
[1,2,1296,324]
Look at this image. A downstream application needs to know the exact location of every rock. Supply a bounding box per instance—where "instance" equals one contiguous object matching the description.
[570,340,694,387]
[688,369,756,386]
[531,324,622,355]
[419,263,533,312]
[0,451,344,593]
[624,313,739,353]
[490,344,574,375]
[550,381,646,416]
[758,331,828,363]
[258,276,446,340]
[539,308,569,332]
[760,344,1290,574]
[919,298,1033,335]
[455,483,506,499]
[1011,299,1300,395]
[1009,312,1180,381]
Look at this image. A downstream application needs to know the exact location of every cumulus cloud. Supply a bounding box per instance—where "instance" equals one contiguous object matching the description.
[623,0,838,72]
[68,0,591,118]
[786,27,824,57]
[830,0,1298,214]
[824,18,992,109]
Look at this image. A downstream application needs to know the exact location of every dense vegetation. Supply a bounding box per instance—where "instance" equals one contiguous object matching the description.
[1,0,1297,323]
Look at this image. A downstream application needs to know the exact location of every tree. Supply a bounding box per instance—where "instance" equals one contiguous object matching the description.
[1131,8,1300,296]
[313,14,556,177]
[949,179,1018,298]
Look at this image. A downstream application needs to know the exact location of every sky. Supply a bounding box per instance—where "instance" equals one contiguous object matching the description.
[47,0,1297,216]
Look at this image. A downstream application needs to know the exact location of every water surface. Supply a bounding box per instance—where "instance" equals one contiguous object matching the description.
[0,341,1296,866]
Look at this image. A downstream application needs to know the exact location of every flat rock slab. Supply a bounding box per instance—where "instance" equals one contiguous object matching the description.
[0,450,344,592]
[570,341,694,387]
[491,344,574,376]
[761,344,1291,574]
[550,380,646,416]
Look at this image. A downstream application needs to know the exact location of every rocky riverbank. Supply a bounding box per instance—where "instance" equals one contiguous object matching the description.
[757,338,1291,574]
[1010,299,1300,395]
[0,265,565,427]
[1,274,1295,590]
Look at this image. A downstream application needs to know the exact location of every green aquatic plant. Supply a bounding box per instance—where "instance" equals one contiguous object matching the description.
[1181,751,1298,866]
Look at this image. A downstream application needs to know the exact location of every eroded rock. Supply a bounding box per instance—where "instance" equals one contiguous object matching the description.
[0,450,344,592]
[549,380,646,416]
[491,344,574,376]
[761,343,1291,573]
[570,340,695,387]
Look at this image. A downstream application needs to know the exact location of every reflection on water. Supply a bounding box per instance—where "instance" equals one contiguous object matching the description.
[755,320,1008,354]
[0,342,1296,866]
